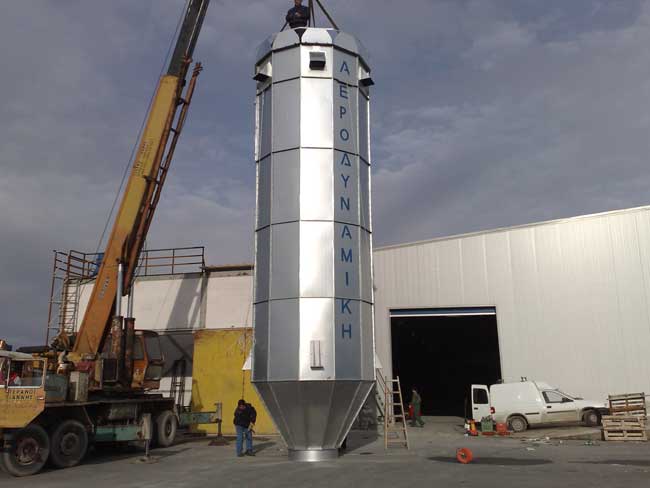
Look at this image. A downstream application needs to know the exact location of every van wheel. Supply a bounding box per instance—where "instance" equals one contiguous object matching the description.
[1,424,50,477]
[508,415,528,433]
[583,410,600,427]
[49,420,89,468]
[155,410,178,448]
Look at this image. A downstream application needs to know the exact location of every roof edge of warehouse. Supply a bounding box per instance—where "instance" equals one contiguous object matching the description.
[375,204,650,252]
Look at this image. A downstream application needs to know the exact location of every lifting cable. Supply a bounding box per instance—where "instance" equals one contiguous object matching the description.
[93,0,191,257]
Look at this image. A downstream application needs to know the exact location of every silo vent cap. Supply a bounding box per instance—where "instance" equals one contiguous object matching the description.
[309,51,327,70]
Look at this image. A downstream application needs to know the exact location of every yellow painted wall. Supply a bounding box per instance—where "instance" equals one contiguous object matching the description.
[191,328,277,435]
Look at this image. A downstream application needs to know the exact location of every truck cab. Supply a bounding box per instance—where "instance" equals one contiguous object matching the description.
[471,381,608,432]
[0,351,47,429]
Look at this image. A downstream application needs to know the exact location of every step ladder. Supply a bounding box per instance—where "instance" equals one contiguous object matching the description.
[383,375,409,449]
[58,278,81,334]
[170,359,187,411]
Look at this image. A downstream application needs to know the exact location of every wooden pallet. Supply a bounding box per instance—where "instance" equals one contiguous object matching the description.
[608,393,647,418]
[602,415,648,442]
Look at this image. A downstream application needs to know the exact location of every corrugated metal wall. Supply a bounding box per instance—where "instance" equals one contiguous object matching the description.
[374,206,650,401]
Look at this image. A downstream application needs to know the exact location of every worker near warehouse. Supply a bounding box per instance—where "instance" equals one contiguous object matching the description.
[286,0,310,29]
[233,399,257,457]
[410,387,425,428]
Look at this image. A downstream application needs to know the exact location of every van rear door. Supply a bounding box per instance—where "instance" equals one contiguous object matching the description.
[471,385,490,420]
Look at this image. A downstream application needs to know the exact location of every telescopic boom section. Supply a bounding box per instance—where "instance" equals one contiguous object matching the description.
[72,0,210,358]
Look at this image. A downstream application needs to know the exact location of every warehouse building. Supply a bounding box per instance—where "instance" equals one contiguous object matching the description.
[71,205,650,421]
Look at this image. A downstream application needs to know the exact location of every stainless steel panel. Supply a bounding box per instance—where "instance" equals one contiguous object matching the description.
[299,298,334,379]
[334,222,360,299]
[335,298,361,379]
[360,301,375,380]
[254,226,270,303]
[272,29,300,50]
[268,300,300,380]
[270,223,300,299]
[256,156,271,229]
[300,149,334,221]
[338,381,374,443]
[289,449,338,462]
[334,151,359,226]
[271,150,300,224]
[273,47,301,83]
[333,32,359,55]
[301,382,336,449]
[333,81,358,154]
[259,88,272,159]
[359,160,371,231]
[358,91,370,163]
[255,33,276,63]
[272,79,300,152]
[299,222,334,297]
[301,46,333,79]
[321,381,373,446]
[360,229,372,303]
[252,302,269,381]
[333,49,358,86]
[265,382,305,447]
[255,58,272,95]
[301,28,335,45]
[300,78,333,148]
[252,382,293,444]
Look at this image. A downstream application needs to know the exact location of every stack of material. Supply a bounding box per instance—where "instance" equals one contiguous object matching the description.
[602,393,647,442]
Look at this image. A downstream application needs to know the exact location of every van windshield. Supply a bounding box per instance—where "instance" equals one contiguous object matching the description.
[556,390,575,400]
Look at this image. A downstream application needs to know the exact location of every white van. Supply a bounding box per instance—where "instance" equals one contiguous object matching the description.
[471,381,608,432]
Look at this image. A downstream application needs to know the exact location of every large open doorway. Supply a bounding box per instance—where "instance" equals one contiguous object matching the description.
[391,308,502,417]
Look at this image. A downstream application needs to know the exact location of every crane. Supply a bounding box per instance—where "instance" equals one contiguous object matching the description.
[0,0,212,476]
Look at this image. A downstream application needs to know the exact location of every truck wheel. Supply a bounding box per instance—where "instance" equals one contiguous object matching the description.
[155,411,178,448]
[1,424,50,477]
[583,410,600,427]
[49,420,89,468]
[508,415,528,433]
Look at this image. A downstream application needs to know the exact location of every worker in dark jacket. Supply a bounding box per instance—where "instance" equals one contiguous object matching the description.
[286,0,310,29]
[233,399,257,457]
[410,387,425,427]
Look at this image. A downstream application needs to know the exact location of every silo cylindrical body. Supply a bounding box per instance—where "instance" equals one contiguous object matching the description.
[251,28,376,461]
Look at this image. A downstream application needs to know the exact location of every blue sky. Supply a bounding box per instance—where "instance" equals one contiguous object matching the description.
[1,0,649,345]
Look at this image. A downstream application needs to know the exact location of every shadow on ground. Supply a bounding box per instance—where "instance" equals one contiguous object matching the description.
[575,460,650,467]
[428,456,553,466]
[341,430,379,456]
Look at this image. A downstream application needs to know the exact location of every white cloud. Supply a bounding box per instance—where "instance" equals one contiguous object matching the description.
[1,0,649,345]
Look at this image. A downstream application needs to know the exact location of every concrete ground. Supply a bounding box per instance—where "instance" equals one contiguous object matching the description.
[2,417,649,488]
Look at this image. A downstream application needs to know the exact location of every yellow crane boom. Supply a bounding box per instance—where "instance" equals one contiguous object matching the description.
[71,0,210,360]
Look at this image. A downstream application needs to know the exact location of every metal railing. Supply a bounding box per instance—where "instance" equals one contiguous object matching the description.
[45,246,205,343]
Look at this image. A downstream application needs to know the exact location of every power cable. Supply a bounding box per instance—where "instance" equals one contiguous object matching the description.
[93,0,190,257]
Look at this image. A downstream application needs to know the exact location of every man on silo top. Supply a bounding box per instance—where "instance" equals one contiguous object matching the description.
[286,0,310,29]
[234,399,257,457]
[410,387,425,428]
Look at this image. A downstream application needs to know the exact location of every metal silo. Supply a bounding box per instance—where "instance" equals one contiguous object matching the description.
[252,27,375,461]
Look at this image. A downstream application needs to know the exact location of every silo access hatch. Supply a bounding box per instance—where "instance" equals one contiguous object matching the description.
[390,307,502,417]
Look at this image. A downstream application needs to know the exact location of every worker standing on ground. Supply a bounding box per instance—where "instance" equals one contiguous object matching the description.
[410,387,425,428]
[233,399,257,457]
[286,0,310,29]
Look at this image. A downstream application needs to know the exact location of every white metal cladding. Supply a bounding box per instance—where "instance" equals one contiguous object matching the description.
[373,206,650,402]
[252,28,375,454]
